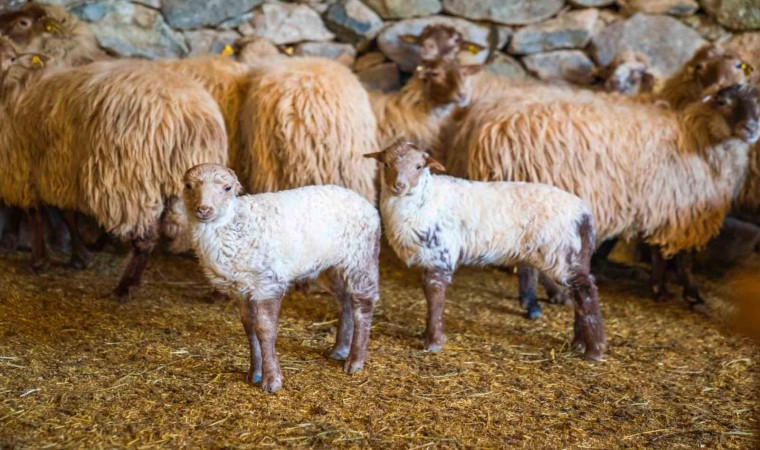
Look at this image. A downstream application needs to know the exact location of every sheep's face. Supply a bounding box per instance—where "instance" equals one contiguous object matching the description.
[0,38,48,98]
[418,59,481,108]
[0,4,62,47]
[183,164,243,224]
[705,84,760,145]
[364,141,445,196]
[401,24,484,63]
[690,46,751,95]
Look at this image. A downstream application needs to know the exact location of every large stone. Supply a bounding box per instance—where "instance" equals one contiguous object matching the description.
[522,50,596,84]
[680,14,733,41]
[569,0,613,6]
[83,1,188,59]
[183,29,241,56]
[508,9,598,55]
[486,52,528,79]
[364,0,442,19]
[324,0,384,44]
[162,0,261,29]
[357,62,401,91]
[701,0,760,31]
[239,2,334,44]
[442,0,565,26]
[591,13,706,78]
[294,41,357,66]
[620,0,699,17]
[377,15,490,72]
[493,25,513,50]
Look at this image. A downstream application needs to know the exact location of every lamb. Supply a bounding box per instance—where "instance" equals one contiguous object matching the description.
[601,51,660,97]
[455,84,759,310]
[239,56,378,202]
[0,39,228,296]
[365,141,606,360]
[183,163,381,393]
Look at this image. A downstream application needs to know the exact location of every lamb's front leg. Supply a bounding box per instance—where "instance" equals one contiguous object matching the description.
[423,269,451,352]
[650,246,672,302]
[239,298,262,384]
[252,295,284,393]
[517,264,543,319]
[327,270,353,361]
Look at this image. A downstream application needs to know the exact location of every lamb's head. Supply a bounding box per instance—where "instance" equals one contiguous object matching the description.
[364,141,445,196]
[603,51,657,96]
[689,45,752,96]
[417,58,481,108]
[702,84,760,145]
[401,24,484,63]
[183,164,243,224]
[0,3,63,47]
[0,37,49,100]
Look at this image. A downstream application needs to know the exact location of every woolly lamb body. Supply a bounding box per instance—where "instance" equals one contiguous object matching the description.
[240,56,377,202]
[185,164,380,393]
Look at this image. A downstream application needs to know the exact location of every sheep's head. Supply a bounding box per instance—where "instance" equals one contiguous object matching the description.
[0,3,63,47]
[183,164,243,224]
[0,37,49,100]
[401,24,484,63]
[417,58,481,108]
[364,141,445,196]
[688,45,752,96]
[603,51,657,96]
[703,84,760,145]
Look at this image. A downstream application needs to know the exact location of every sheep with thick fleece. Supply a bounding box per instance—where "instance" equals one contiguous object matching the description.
[183,164,381,393]
[457,84,759,308]
[1,44,228,296]
[366,142,606,360]
[239,56,377,202]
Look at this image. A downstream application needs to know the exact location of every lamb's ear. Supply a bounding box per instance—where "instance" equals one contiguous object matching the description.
[363,151,385,162]
[400,34,421,45]
[224,167,244,195]
[424,153,446,172]
[460,64,483,76]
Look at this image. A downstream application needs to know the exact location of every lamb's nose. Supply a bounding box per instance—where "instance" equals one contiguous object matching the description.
[394,181,407,192]
[197,205,213,218]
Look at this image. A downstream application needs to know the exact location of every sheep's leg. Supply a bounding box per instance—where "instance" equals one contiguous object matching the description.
[675,251,708,313]
[539,272,572,306]
[252,295,284,393]
[27,207,48,273]
[423,269,451,352]
[239,297,262,384]
[113,221,160,301]
[62,210,92,270]
[570,215,606,361]
[327,271,353,361]
[0,205,22,254]
[45,206,68,255]
[650,247,672,302]
[517,264,543,319]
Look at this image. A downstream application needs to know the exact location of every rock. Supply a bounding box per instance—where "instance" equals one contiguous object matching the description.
[680,14,733,41]
[135,0,161,8]
[620,0,699,17]
[0,0,26,8]
[183,29,241,56]
[442,0,565,26]
[71,3,109,22]
[486,52,528,79]
[522,50,596,84]
[162,0,262,29]
[324,0,384,45]
[702,0,760,31]
[353,51,386,71]
[591,13,705,78]
[493,25,513,50]
[569,0,613,6]
[294,41,357,66]
[726,32,760,83]
[508,9,598,55]
[363,0,442,19]
[377,15,490,72]
[218,12,255,29]
[240,2,334,45]
[357,62,401,91]
[84,1,188,59]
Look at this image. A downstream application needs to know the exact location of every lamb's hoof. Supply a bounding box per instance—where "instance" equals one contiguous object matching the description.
[547,291,572,306]
[527,305,543,320]
[583,349,605,362]
[28,258,50,274]
[571,338,586,354]
[204,290,229,303]
[328,346,349,361]
[344,358,365,375]
[424,334,447,352]
[260,374,282,393]
[246,368,262,384]
[69,251,93,270]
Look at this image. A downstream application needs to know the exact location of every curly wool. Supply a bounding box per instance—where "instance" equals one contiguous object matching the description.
[239,56,377,202]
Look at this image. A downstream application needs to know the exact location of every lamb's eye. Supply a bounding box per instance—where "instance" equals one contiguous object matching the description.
[384,163,389,168]
[224,185,232,192]
[9,57,15,63]
[416,165,423,170]
[184,183,191,189]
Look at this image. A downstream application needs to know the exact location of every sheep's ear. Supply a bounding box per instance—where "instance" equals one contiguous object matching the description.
[363,151,385,162]
[461,41,485,54]
[400,34,420,45]
[424,153,446,172]
[460,64,483,76]
[15,53,50,69]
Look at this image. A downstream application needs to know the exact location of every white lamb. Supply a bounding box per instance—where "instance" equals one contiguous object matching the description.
[365,142,606,360]
[183,164,381,393]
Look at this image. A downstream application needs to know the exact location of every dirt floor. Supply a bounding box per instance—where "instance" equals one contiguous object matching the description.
[0,243,757,449]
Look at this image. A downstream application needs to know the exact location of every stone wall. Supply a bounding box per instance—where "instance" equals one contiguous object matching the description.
[2,0,758,91]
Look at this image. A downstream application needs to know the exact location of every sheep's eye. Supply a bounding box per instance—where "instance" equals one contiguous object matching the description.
[416,164,423,170]
[184,183,191,189]
[18,19,31,28]
[224,185,232,192]
[9,57,15,63]
[384,163,389,168]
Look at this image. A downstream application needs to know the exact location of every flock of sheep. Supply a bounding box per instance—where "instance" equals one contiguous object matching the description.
[0,3,757,393]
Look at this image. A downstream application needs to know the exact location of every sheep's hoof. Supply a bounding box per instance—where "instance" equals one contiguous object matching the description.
[246,368,262,384]
[527,304,543,320]
[0,235,18,254]
[112,285,135,303]
[69,252,93,270]
[651,289,673,303]
[344,358,365,375]
[260,374,282,393]
[547,291,572,306]
[204,290,229,303]
[328,346,349,361]
[424,334,447,352]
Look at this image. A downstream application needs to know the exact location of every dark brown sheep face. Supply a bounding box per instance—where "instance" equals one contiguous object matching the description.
[706,84,760,145]
[401,24,484,64]
[0,4,61,47]
[417,59,481,108]
[690,46,751,95]
[364,141,445,196]
[183,164,243,223]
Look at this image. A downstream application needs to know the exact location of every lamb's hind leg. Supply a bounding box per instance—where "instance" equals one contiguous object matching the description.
[240,297,262,384]
[517,264,543,319]
[113,219,160,302]
[252,294,284,393]
[344,265,380,375]
[423,269,451,351]
[327,270,354,361]
[675,251,708,313]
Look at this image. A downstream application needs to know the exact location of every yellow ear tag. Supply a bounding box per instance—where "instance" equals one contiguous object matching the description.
[221,44,234,56]
[741,62,754,76]
[31,55,44,67]
[283,46,294,56]
[466,43,481,54]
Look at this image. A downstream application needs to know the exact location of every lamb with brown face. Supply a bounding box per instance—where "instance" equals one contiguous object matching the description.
[183,163,381,393]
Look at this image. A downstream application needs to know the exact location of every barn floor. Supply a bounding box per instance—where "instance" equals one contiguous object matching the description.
[0,244,757,449]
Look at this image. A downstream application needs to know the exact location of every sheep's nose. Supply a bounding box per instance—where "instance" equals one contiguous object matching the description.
[196,205,214,219]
